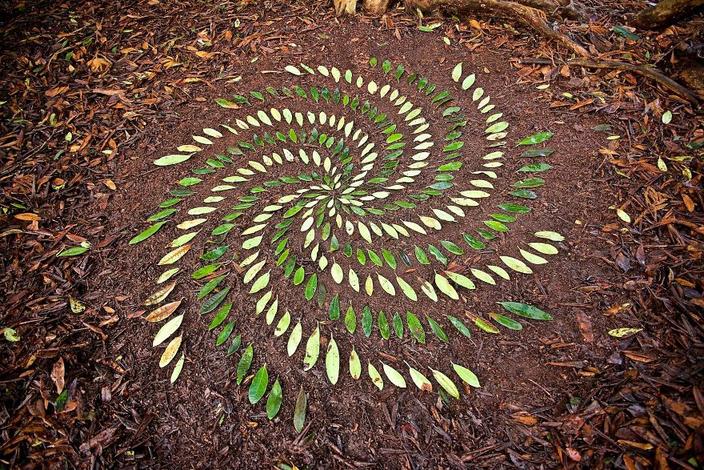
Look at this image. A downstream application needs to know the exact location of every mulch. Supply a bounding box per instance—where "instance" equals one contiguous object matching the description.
[0,0,702,468]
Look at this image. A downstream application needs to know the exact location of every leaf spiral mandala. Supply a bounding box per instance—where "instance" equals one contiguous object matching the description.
[131,57,566,419]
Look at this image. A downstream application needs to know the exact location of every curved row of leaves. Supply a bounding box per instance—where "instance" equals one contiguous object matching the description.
[130,58,564,426]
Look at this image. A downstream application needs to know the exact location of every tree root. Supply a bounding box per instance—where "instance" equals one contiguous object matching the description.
[404,0,590,57]
[521,57,701,104]
[633,0,704,29]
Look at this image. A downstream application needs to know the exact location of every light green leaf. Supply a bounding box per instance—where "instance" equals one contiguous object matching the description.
[452,363,481,388]
[382,363,407,388]
[170,353,185,383]
[534,231,564,242]
[500,255,533,274]
[434,272,459,300]
[287,322,303,356]
[349,349,361,379]
[303,325,320,371]
[153,314,183,347]
[408,366,433,391]
[368,362,384,390]
[326,335,340,385]
[451,63,462,82]
[518,131,553,146]
[608,327,642,338]
[154,154,192,166]
[432,369,459,399]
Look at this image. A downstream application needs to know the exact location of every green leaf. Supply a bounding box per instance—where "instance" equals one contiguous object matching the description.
[129,221,166,245]
[344,305,357,334]
[392,312,404,338]
[448,315,471,337]
[266,378,283,419]
[498,301,553,320]
[215,321,235,345]
[349,349,362,379]
[378,311,390,339]
[362,306,373,337]
[484,220,509,233]
[293,386,307,432]
[248,365,269,404]
[329,294,340,320]
[431,369,459,399]
[451,62,462,82]
[382,363,407,388]
[153,314,183,346]
[293,266,305,285]
[512,178,545,189]
[57,245,90,257]
[612,24,640,41]
[474,317,499,334]
[304,274,318,301]
[287,322,302,356]
[490,312,523,330]
[368,362,384,390]
[406,311,426,344]
[303,325,320,371]
[201,245,228,261]
[534,230,565,241]
[200,287,231,315]
[521,148,554,158]
[498,202,530,214]
[518,163,552,172]
[226,334,242,356]
[440,240,464,255]
[414,246,430,264]
[208,303,232,331]
[426,316,448,342]
[325,336,340,385]
[463,233,485,250]
[236,344,253,385]
[3,327,20,342]
[452,363,481,388]
[511,189,538,199]
[518,131,553,146]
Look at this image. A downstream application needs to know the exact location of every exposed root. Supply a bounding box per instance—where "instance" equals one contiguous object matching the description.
[405,0,591,58]
[522,57,701,104]
[633,0,704,29]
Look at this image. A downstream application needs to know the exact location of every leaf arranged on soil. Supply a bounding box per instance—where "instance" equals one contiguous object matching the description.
[248,365,269,404]
[293,386,307,433]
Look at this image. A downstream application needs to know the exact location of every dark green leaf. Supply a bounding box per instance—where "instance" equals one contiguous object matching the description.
[498,301,553,320]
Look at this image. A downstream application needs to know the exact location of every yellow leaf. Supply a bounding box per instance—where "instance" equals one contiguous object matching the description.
[159,335,182,367]
[616,208,631,223]
[608,327,642,338]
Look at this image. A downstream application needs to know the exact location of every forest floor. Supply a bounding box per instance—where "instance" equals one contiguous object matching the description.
[1,0,703,468]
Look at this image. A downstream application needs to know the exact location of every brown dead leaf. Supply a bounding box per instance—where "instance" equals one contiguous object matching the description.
[14,212,40,222]
[511,412,538,426]
[623,351,655,363]
[576,311,594,343]
[51,357,65,394]
[617,439,654,451]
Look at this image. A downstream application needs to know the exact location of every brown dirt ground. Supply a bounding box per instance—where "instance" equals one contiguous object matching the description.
[85,23,626,468]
